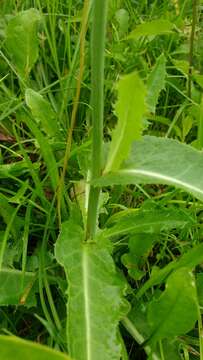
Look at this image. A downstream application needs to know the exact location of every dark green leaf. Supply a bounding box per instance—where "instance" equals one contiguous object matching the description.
[148,268,199,343]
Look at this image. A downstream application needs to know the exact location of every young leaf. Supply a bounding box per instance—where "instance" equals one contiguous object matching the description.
[127,19,174,40]
[105,72,146,172]
[147,268,199,343]
[94,136,203,202]
[147,54,166,113]
[0,335,71,360]
[25,89,58,138]
[5,9,41,78]
[55,220,129,360]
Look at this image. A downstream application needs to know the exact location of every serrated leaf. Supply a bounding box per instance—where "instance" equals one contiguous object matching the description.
[55,220,129,360]
[137,242,203,299]
[103,204,193,238]
[0,268,37,307]
[147,54,166,113]
[25,89,57,138]
[0,335,71,360]
[5,9,41,78]
[147,268,199,343]
[105,72,146,172]
[94,136,203,202]
[127,19,174,40]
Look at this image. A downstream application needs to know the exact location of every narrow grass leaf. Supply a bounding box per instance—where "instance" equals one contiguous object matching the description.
[105,72,146,172]
[20,110,59,190]
[0,160,39,178]
[95,136,203,202]
[5,9,41,78]
[148,268,199,343]
[0,193,23,240]
[0,335,71,360]
[147,54,166,113]
[55,220,129,360]
[127,19,174,40]
[25,89,58,138]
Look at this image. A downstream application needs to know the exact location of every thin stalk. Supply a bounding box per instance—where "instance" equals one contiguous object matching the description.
[86,0,108,240]
[188,0,198,98]
[57,0,90,226]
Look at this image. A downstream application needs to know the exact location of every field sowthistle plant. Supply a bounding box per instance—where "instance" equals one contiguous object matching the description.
[1,1,203,359]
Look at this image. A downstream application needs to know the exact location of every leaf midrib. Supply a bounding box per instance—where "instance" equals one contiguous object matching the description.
[82,248,91,360]
[119,168,203,198]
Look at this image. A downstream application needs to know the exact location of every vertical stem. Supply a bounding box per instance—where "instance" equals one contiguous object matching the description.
[86,0,108,239]
[188,0,198,98]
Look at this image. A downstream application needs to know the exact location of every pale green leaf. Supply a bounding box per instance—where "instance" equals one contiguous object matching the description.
[127,20,174,40]
[0,268,37,307]
[5,9,41,77]
[0,335,71,360]
[55,220,129,360]
[147,54,166,113]
[148,268,199,343]
[105,72,146,172]
[25,89,57,138]
[115,9,129,35]
[94,136,203,202]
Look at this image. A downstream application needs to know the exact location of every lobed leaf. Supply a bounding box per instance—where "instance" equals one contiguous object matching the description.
[55,220,129,360]
[105,72,146,172]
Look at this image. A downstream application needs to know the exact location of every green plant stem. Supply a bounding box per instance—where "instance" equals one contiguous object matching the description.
[86,0,108,240]
[122,317,161,360]
[188,0,198,98]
